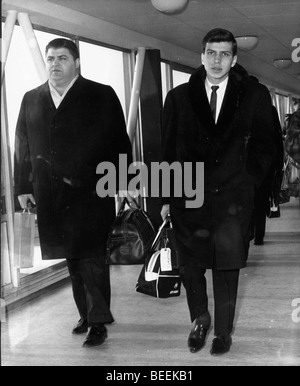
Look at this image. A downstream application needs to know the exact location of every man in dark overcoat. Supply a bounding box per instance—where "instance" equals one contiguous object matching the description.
[160,29,277,355]
[14,38,132,347]
[252,103,284,244]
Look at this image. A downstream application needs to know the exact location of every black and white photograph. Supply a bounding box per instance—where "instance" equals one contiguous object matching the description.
[1,0,300,369]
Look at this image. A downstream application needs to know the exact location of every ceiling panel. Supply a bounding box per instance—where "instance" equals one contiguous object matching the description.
[13,0,300,95]
[251,14,300,27]
[172,2,241,22]
[188,19,261,34]
[235,2,300,17]
[225,0,299,6]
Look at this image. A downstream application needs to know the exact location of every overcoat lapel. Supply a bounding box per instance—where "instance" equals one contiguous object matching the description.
[38,82,56,112]
[56,76,84,114]
[188,67,215,133]
[216,70,249,144]
[188,66,246,137]
[217,75,239,129]
[37,76,85,115]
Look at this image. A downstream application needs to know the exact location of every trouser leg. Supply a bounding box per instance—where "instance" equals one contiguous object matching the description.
[253,206,266,241]
[253,199,267,241]
[67,259,88,322]
[82,257,114,325]
[212,269,240,336]
[253,177,271,241]
[67,257,114,326]
[181,265,211,325]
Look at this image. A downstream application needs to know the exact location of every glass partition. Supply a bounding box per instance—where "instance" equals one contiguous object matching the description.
[79,41,126,114]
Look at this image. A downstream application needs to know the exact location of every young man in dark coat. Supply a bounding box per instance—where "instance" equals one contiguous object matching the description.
[161,28,277,355]
[14,38,132,347]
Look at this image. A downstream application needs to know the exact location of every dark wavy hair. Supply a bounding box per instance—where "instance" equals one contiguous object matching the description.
[202,28,237,56]
[45,38,80,60]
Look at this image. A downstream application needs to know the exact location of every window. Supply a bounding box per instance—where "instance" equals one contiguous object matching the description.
[160,63,192,103]
[270,90,292,128]
[172,69,191,88]
[79,41,126,114]
[3,25,65,167]
[161,62,168,102]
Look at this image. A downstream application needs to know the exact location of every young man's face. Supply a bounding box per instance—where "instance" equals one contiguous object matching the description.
[201,41,237,84]
[46,47,80,87]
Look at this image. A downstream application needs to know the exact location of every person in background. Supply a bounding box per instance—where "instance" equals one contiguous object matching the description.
[161,28,277,356]
[14,38,132,348]
[283,99,300,199]
[249,76,284,245]
[284,100,300,137]
[284,99,300,165]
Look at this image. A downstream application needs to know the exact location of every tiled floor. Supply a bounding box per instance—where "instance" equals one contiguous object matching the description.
[1,199,299,366]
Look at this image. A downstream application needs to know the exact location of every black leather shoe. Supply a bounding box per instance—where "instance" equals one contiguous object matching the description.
[83,325,107,347]
[210,335,232,356]
[188,323,210,353]
[72,319,88,334]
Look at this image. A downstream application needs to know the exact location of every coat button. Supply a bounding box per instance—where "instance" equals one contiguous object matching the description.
[212,188,219,194]
[50,150,56,155]
[52,174,58,181]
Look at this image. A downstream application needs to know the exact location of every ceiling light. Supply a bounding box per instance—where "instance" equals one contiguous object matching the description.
[151,0,189,14]
[273,59,292,69]
[235,36,259,51]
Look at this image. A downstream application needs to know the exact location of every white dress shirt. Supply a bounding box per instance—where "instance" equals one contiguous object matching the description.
[205,77,229,123]
[49,75,79,109]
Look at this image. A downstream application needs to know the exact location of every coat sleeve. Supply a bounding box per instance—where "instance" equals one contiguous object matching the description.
[14,94,34,196]
[272,106,284,172]
[161,90,178,204]
[162,90,178,165]
[109,86,132,165]
[247,85,278,187]
[105,86,133,191]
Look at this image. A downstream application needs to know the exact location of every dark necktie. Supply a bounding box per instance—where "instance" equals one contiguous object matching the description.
[210,85,219,122]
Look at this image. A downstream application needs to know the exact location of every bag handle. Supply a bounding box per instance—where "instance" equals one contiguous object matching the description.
[146,250,160,273]
[150,215,172,250]
[117,196,141,215]
[22,208,32,214]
